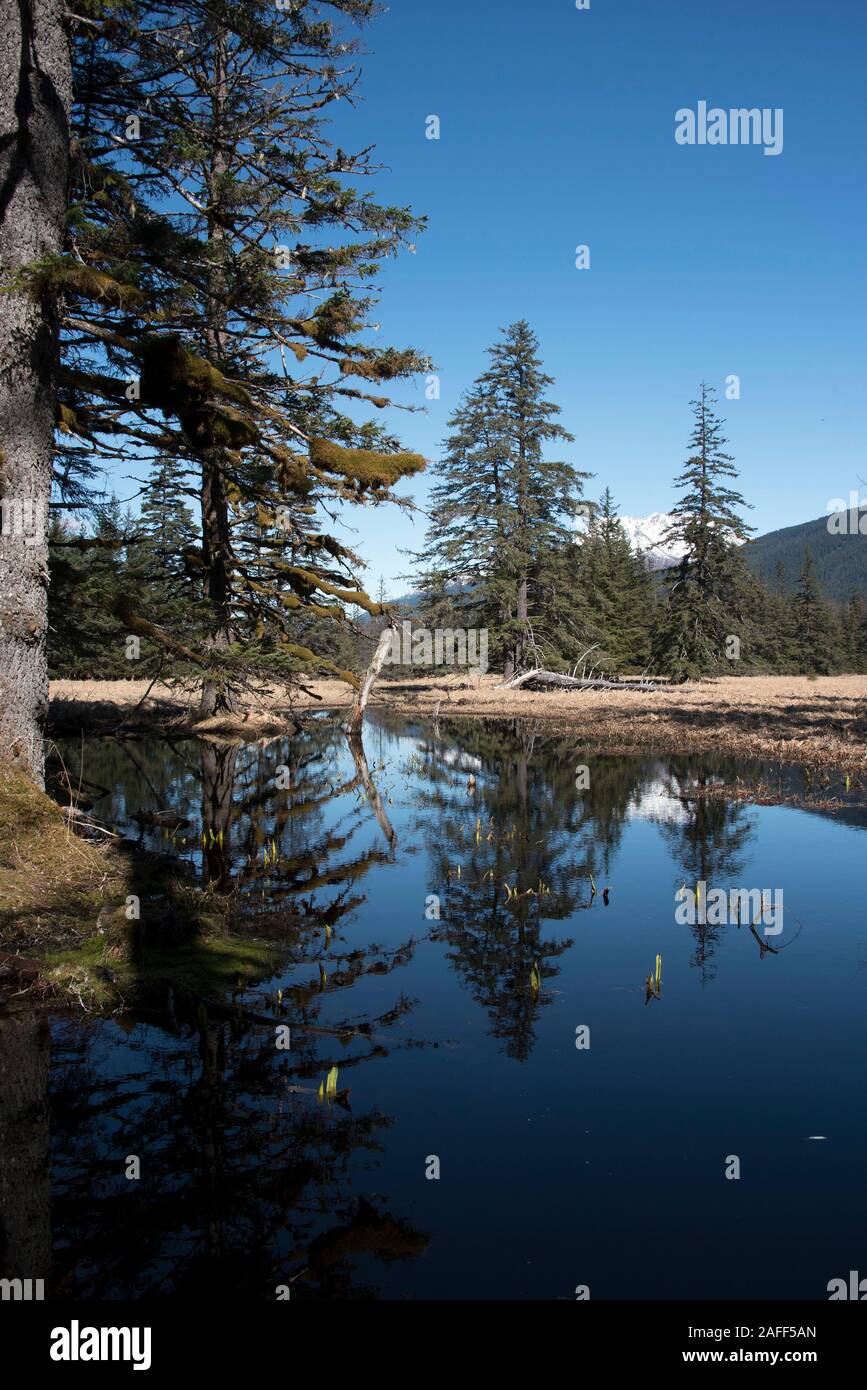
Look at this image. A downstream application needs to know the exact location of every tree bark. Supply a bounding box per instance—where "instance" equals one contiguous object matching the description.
[198,447,235,717]
[0,0,72,784]
[497,667,656,692]
[197,23,235,720]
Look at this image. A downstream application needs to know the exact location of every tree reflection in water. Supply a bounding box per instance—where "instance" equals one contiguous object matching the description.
[37,717,781,1298]
[45,720,428,1299]
[406,718,660,1059]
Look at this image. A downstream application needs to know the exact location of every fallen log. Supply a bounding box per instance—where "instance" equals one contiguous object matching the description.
[498,668,656,693]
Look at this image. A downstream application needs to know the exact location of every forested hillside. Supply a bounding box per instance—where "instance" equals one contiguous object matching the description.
[742,509,867,601]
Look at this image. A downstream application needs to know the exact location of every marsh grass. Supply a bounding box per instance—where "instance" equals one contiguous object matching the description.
[49,675,867,773]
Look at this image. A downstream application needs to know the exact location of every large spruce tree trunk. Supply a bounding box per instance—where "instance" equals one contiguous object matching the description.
[0,0,71,783]
[197,24,234,720]
[513,429,529,675]
[198,447,235,717]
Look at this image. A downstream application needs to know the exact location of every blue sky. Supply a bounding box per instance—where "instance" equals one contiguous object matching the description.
[323,0,867,594]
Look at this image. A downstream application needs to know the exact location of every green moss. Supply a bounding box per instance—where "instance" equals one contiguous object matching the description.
[44,933,282,1011]
[57,403,82,435]
[273,445,313,495]
[309,436,425,493]
[8,255,145,308]
[281,641,360,687]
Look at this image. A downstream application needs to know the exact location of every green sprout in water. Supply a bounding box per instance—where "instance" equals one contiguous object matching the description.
[318,1066,339,1101]
[645,953,662,1001]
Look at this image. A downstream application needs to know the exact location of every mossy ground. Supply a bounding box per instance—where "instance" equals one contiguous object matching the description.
[0,764,282,1011]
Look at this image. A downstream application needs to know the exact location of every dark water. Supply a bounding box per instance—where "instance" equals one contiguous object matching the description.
[6,714,867,1300]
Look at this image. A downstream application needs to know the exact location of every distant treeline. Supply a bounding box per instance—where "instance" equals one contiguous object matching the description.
[50,364,861,678]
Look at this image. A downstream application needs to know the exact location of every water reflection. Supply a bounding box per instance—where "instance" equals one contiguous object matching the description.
[49,1013,425,1299]
[39,720,430,1299]
[3,714,862,1299]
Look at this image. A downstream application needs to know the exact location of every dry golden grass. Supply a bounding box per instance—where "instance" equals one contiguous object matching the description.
[0,761,126,953]
[49,673,867,771]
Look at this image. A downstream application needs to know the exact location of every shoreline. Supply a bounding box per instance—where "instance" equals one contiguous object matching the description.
[47,673,867,775]
[8,672,865,1007]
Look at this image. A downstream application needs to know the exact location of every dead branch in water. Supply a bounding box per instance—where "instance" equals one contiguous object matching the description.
[348,730,397,850]
[349,623,396,734]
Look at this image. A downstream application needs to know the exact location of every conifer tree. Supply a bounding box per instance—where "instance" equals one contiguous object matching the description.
[577,489,654,672]
[652,385,753,678]
[484,322,586,675]
[415,322,587,675]
[843,592,867,672]
[137,456,198,589]
[412,378,509,651]
[48,500,129,677]
[792,550,840,674]
[48,0,429,711]
[0,0,73,781]
[130,454,204,660]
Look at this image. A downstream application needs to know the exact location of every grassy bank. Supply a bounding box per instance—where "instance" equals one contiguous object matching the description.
[0,763,282,1010]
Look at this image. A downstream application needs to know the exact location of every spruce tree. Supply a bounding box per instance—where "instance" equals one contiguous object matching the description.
[483,322,587,675]
[414,322,587,676]
[48,500,129,677]
[0,0,73,782]
[843,592,866,673]
[131,454,204,660]
[412,378,510,657]
[792,550,840,674]
[577,489,654,672]
[49,1,429,709]
[652,385,753,678]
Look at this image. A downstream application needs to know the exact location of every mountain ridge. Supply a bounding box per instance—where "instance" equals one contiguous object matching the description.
[389,508,867,608]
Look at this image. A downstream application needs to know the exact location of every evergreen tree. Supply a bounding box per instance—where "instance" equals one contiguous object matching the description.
[129,454,205,659]
[48,500,129,677]
[137,456,198,581]
[792,550,840,674]
[652,385,753,678]
[484,322,587,675]
[414,322,588,676]
[576,489,654,672]
[47,0,429,710]
[0,0,73,782]
[843,592,867,672]
[411,376,511,664]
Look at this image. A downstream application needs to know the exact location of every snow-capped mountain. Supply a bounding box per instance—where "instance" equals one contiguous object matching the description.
[618,512,687,570]
[574,509,686,569]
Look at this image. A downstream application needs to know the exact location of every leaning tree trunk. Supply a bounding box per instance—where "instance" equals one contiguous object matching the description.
[0,0,71,784]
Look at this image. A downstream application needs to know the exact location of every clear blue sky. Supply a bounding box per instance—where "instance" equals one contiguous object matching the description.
[325,0,867,594]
